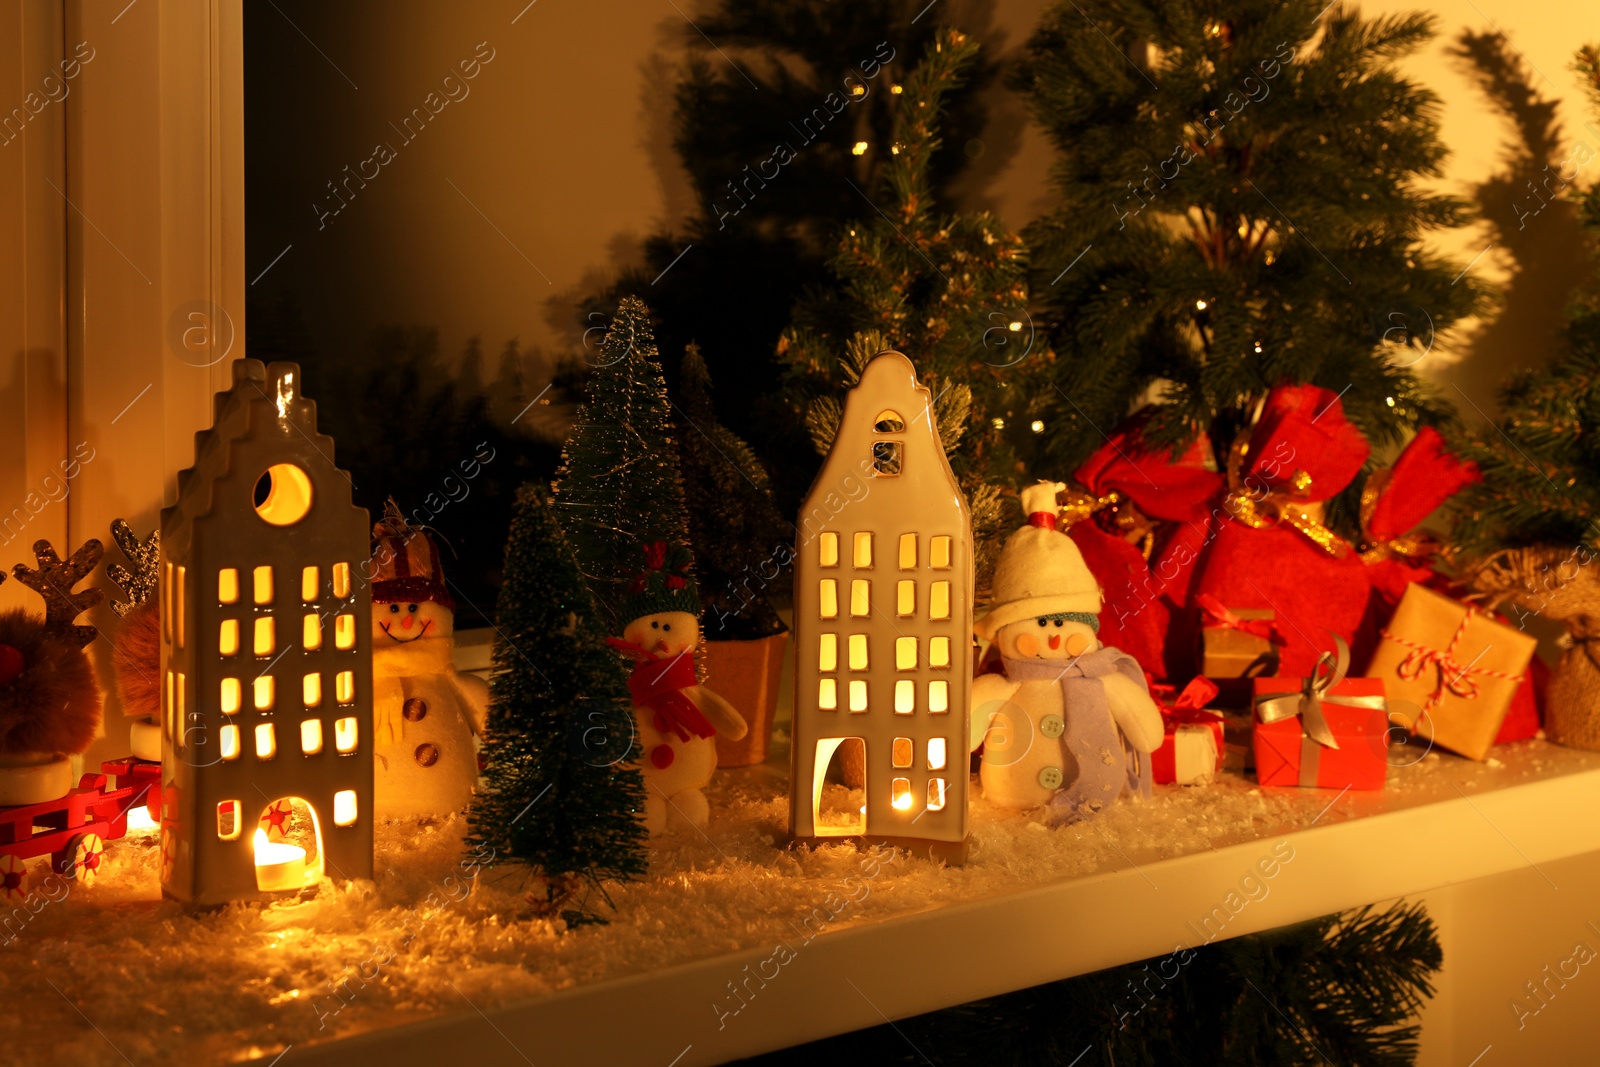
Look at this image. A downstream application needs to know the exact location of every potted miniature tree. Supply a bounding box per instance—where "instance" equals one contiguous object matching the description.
[675,344,792,766]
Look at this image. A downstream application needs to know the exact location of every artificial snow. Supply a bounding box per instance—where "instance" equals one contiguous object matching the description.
[2,738,1592,1065]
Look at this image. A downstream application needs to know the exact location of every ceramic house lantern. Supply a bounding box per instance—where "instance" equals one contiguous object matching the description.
[159,359,374,904]
[788,351,973,862]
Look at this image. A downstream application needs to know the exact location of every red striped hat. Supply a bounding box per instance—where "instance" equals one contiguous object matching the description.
[370,498,455,612]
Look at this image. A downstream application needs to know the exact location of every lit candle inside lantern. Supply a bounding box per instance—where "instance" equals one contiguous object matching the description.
[253,829,306,892]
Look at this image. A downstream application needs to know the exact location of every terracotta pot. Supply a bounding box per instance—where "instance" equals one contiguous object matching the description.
[707,630,789,767]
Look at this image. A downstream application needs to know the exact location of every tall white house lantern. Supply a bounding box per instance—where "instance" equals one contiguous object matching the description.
[788,351,973,861]
[159,359,374,904]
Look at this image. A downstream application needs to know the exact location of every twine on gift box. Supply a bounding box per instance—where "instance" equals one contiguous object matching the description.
[1378,606,1524,716]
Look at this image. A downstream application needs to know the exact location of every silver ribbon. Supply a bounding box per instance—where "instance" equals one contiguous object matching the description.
[1254,634,1376,753]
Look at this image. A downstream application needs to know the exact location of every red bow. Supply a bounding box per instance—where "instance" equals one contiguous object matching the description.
[1148,675,1224,726]
[1197,594,1283,644]
[605,638,715,741]
[1379,608,1521,716]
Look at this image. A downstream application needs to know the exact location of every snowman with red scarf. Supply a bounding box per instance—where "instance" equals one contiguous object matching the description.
[607,542,747,834]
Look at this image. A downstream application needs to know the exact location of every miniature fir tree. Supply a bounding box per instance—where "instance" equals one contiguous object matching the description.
[599,1,990,498]
[1454,46,1600,555]
[469,486,647,922]
[675,344,791,641]
[553,297,693,628]
[1018,1,1488,473]
[777,27,1054,580]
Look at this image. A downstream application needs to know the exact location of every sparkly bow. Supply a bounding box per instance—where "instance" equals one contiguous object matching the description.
[1253,636,1368,749]
[1222,432,1351,558]
[1379,607,1523,716]
[1197,594,1283,644]
[1149,675,1224,727]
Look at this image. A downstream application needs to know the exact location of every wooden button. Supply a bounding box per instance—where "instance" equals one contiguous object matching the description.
[414,743,439,767]
[403,698,428,722]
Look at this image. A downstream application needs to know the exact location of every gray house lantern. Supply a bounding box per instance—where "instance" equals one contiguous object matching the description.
[159,359,374,904]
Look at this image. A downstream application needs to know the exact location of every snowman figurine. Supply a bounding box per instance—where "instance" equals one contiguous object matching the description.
[969,482,1164,823]
[606,542,746,835]
[368,501,489,819]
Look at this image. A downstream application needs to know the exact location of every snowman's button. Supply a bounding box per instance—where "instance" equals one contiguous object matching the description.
[1039,715,1065,739]
[1038,766,1063,790]
[403,698,428,722]
[414,743,439,767]
[650,744,675,769]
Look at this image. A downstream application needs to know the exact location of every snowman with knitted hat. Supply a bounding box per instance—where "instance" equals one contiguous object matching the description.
[607,541,746,835]
[969,481,1164,822]
[369,500,489,819]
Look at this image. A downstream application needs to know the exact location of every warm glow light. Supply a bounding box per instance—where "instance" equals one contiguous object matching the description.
[334,716,359,753]
[302,566,319,601]
[819,579,838,618]
[253,565,274,605]
[333,790,358,826]
[890,84,903,93]
[335,613,356,650]
[991,417,1005,429]
[848,633,869,671]
[818,633,837,671]
[255,463,314,526]
[850,84,865,96]
[1030,420,1045,433]
[254,829,307,892]
[1008,321,1022,332]
[892,778,913,811]
[219,619,240,656]
[125,806,159,833]
[852,141,868,155]
[818,532,839,567]
[1195,299,1208,310]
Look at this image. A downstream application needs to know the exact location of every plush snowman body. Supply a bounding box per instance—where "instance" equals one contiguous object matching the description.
[970,483,1163,823]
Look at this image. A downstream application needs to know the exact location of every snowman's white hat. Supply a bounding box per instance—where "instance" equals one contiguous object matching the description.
[974,480,1102,640]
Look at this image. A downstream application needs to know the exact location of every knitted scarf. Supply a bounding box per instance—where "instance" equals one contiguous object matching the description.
[605,639,715,741]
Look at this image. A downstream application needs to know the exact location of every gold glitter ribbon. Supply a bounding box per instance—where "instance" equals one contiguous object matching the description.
[1222,433,1351,557]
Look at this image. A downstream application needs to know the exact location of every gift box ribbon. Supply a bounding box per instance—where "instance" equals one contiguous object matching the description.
[1378,605,1524,716]
[1197,594,1285,644]
[1253,635,1383,751]
[1150,675,1224,726]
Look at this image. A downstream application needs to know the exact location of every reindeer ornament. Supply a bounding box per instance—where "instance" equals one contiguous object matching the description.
[0,540,105,806]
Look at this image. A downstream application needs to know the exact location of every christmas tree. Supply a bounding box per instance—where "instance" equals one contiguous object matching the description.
[1018,1,1488,476]
[777,26,1054,580]
[1453,45,1600,555]
[468,486,647,923]
[598,1,992,508]
[675,343,791,641]
[553,297,693,628]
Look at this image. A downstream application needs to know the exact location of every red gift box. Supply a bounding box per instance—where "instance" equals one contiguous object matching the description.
[1150,677,1225,785]
[1252,644,1389,790]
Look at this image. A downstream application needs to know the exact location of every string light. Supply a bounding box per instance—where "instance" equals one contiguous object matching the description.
[1253,342,1262,353]
[1030,420,1045,434]
[890,84,903,94]
[991,417,1006,429]
[1195,299,1208,310]
[850,84,865,97]
[1008,321,1022,332]
[1386,396,1396,407]
[851,141,868,156]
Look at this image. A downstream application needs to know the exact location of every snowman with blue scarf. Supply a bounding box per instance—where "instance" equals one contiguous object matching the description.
[969,481,1164,822]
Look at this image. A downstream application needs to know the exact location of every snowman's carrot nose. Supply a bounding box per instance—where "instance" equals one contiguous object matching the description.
[1048,634,1061,650]
[401,615,414,629]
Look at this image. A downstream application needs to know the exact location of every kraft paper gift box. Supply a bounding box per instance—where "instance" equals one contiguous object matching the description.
[1366,584,1538,761]
[1197,595,1282,679]
[1150,677,1225,785]
[1252,654,1390,790]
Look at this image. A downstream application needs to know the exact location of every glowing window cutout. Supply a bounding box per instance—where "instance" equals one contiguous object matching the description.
[254,463,314,526]
[896,636,917,671]
[930,581,951,620]
[819,579,838,619]
[894,679,915,714]
[253,676,275,711]
[218,566,238,604]
[848,680,868,712]
[818,678,838,710]
[303,672,322,707]
[874,409,906,432]
[897,580,915,617]
[850,580,870,617]
[163,562,173,640]
[301,719,323,755]
[334,716,358,753]
[818,634,838,672]
[929,680,950,713]
[255,722,276,760]
[176,672,185,733]
[219,724,240,760]
[336,671,354,704]
[818,532,839,567]
[220,678,241,715]
[164,671,174,738]
[254,617,275,657]
[335,613,356,651]
[898,533,917,569]
[930,636,951,668]
[848,633,869,671]
[891,777,913,811]
[333,789,358,826]
[853,532,873,568]
[301,566,319,601]
[332,562,351,598]
[927,737,948,770]
[219,619,240,656]
[930,535,952,569]
[253,565,273,605]
[175,566,186,648]
[217,801,240,840]
[303,614,322,651]
[892,737,913,768]
[927,778,947,811]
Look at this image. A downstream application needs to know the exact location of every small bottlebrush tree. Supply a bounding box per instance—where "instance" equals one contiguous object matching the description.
[675,344,791,641]
[1018,0,1489,477]
[469,487,647,924]
[553,297,694,628]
